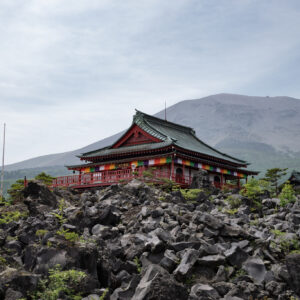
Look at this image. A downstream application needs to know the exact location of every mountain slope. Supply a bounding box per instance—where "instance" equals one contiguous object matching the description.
[5,93,300,174]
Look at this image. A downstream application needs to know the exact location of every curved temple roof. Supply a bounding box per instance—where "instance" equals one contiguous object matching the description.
[79,110,248,166]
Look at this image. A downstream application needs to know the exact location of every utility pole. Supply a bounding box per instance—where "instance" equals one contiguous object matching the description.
[0,123,6,200]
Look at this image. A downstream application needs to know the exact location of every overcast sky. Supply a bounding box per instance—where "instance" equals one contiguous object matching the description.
[1,0,300,164]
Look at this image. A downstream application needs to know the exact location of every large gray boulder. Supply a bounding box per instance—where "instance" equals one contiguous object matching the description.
[189,283,220,300]
[173,249,200,281]
[286,253,300,295]
[242,257,266,284]
[224,246,249,268]
[132,264,188,300]
[190,170,210,189]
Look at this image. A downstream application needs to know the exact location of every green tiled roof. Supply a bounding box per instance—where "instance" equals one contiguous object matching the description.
[279,170,300,186]
[80,110,247,165]
[79,141,173,158]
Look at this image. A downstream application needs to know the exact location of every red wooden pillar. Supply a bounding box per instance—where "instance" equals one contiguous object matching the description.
[221,173,224,188]
[171,158,175,181]
[182,164,185,183]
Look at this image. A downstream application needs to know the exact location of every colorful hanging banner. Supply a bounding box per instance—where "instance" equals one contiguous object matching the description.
[174,158,247,178]
[81,156,247,178]
[81,157,172,173]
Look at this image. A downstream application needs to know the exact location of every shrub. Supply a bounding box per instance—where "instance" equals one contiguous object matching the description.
[0,210,28,224]
[34,172,55,186]
[56,229,79,243]
[240,178,268,203]
[52,199,67,224]
[180,189,202,202]
[225,208,238,215]
[158,178,179,192]
[270,229,300,254]
[226,195,242,208]
[32,265,86,300]
[133,256,142,274]
[7,179,25,202]
[0,256,6,265]
[279,182,296,206]
[142,170,154,178]
[36,229,49,236]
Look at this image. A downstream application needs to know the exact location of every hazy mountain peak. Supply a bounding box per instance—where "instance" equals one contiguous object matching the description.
[5,93,300,173]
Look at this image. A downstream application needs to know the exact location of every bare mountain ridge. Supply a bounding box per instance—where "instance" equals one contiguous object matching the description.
[5,93,300,173]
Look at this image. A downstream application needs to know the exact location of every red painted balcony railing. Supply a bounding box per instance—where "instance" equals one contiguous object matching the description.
[52,168,192,189]
[52,169,239,190]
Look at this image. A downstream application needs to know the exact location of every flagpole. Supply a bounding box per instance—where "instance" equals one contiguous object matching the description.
[0,123,6,199]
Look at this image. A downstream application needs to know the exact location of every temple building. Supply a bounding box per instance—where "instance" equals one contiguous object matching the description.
[280,170,300,191]
[52,110,258,189]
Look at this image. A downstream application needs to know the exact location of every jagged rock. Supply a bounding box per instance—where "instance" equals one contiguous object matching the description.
[0,229,7,246]
[203,227,219,237]
[82,295,100,300]
[290,213,300,225]
[190,170,210,189]
[213,265,227,282]
[23,182,57,215]
[224,246,249,268]
[141,207,151,218]
[271,264,289,282]
[151,208,164,218]
[2,179,300,297]
[173,249,200,280]
[196,191,210,202]
[213,282,235,296]
[96,205,121,226]
[0,268,40,297]
[221,224,244,237]
[189,283,220,299]
[262,198,280,209]
[4,240,22,256]
[110,274,140,300]
[242,257,266,284]
[145,232,164,253]
[265,281,285,297]
[34,248,67,274]
[198,254,226,267]
[92,224,113,239]
[171,241,201,252]
[223,280,259,299]
[197,213,223,230]
[132,264,188,300]
[286,253,300,295]
[160,249,180,273]
[4,288,24,300]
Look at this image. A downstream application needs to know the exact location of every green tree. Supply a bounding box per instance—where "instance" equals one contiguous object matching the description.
[240,178,263,200]
[35,172,54,186]
[7,179,25,202]
[279,181,296,206]
[263,168,288,196]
